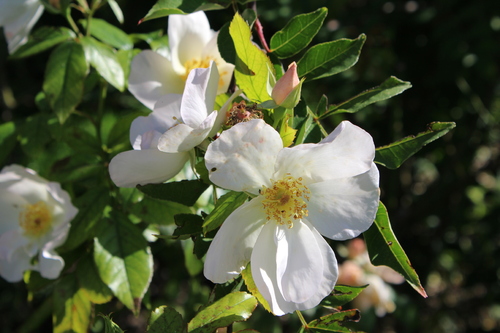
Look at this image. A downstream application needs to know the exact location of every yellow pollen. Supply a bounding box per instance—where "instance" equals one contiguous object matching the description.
[261,174,310,228]
[181,57,213,82]
[19,201,52,237]
[181,57,226,90]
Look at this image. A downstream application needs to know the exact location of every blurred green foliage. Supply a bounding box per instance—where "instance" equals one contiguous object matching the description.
[1,0,499,332]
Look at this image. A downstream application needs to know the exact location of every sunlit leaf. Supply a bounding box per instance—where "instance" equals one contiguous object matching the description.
[137,180,210,206]
[147,306,186,333]
[320,285,367,308]
[131,195,192,225]
[80,36,126,91]
[43,41,88,123]
[107,0,125,24]
[76,253,113,304]
[10,26,75,59]
[230,13,274,102]
[187,292,257,333]
[324,76,411,117]
[297,34,366,80]
[305,309,361,332]
[241,264,271,313]
[94,213,154,314]
[270,7,327,58]
[80,18,133,50]
[202,191,248,234]
[375,122,456,169]
[364,202,428,297]
[52,274,91,333]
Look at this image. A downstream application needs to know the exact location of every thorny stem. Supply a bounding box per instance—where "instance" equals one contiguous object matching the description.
[251,2,271,53]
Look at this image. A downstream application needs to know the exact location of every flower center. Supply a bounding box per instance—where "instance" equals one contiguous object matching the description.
[261,174,310,228]
[181,57,213,81]
[19,201,53,237]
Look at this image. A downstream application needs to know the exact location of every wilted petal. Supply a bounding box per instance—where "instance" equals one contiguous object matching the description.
[109,149,189,187]
[307,164,380,240]
[204,197,266,283]
[180,63,218,128]
[206,120,282,195]
[276,221,323,303]
[274,121,375,183]
[128,50,185,109]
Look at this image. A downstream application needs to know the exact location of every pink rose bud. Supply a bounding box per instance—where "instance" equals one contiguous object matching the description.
[271,62,303,108]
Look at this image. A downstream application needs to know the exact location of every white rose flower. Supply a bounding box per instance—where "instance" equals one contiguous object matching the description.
[203,119,380,315]
[0,165,77,282]
[0,0,44,54]
[109,62,235,188]
[128,11,235,110]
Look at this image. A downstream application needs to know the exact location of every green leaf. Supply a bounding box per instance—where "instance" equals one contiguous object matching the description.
[137,180,210,206]
[324,76,412,117]
[100,314,125,333]
[320,285,368,308]
[217,22,236,65]
[80,18,133,50]
[202,191,248,234]
[140,0,230,23]
[172,214,204,240]
[57,187,111,252]
[187,292,257,333]
[76,253,114,304]
[316,94,328,116]
[270,7,328,58]
[241,264,271,313]
[147,306,187,333]
[230,13,274,102]
[94,213,154,314]
[0,121,16,165]
[131,196,192,225]
[107,0,125,24]
[364,202,428,297]
[9,26,76,59]
[297,34,366,81]
[80,36,126,91]
[52,274,92,333]
[375,121,456,169]
[306,309,361,332]
[43,41,88,123]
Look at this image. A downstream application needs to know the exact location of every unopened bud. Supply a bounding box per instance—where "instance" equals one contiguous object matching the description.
[271,62,303,108]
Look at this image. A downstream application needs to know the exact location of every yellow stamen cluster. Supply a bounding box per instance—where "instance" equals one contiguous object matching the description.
[261,174,310,228]
[181,57,228,90]
[181,57,213,81]
[19,201,52,237]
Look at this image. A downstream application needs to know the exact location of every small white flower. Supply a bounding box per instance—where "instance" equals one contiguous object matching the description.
[203,119,380,315]
[128,11,235,110]
[0,0,44,54]
[109,62,233,188]
[0,165,77,282]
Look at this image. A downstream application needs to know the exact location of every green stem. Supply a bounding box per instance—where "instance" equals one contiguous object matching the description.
[296,310,308,328]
